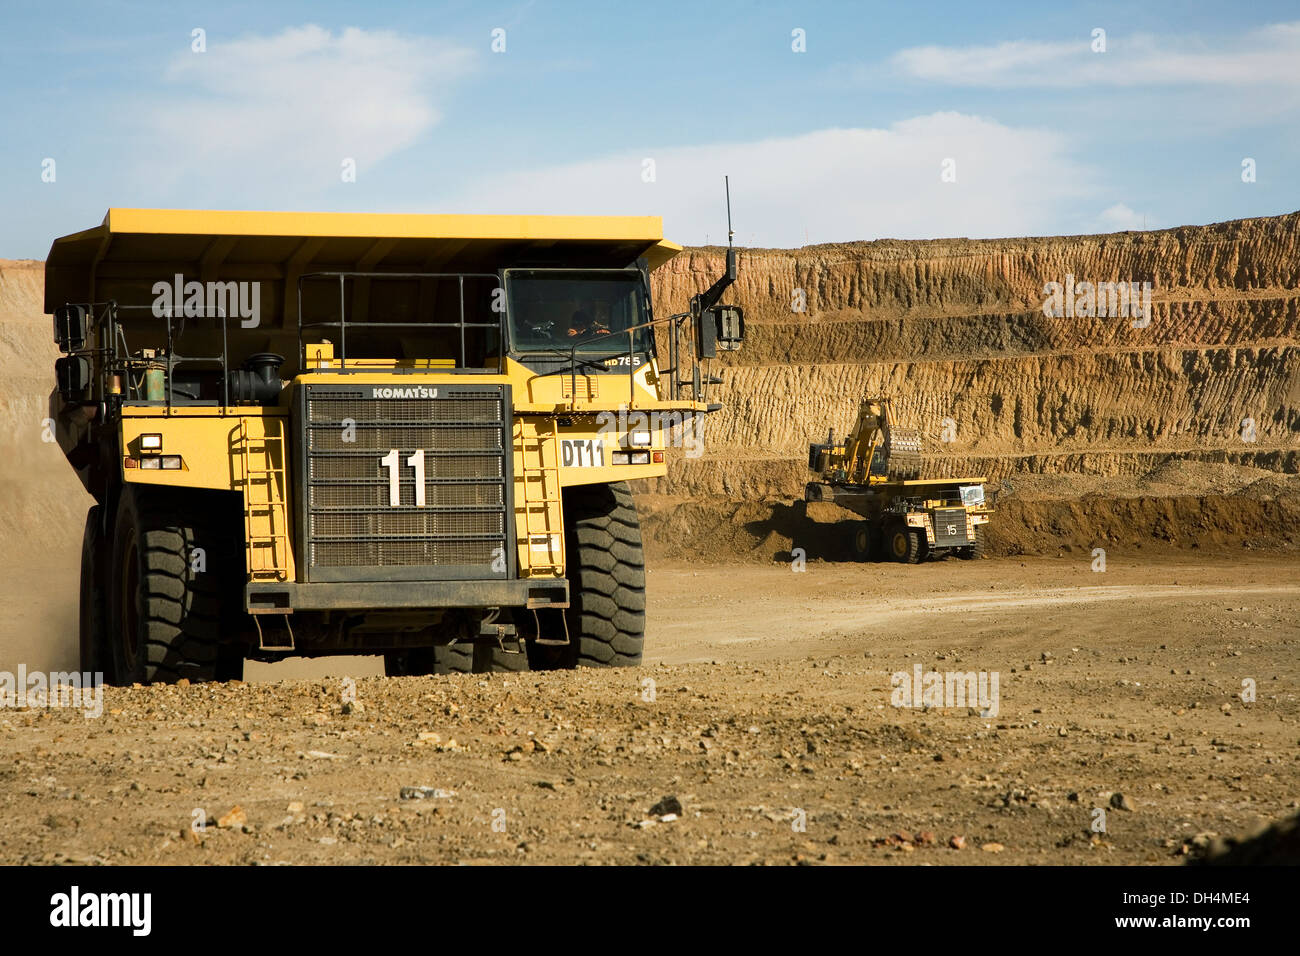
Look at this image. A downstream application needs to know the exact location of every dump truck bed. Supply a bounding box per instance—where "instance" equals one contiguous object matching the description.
[45,208,683,313]
[806,477,990,504]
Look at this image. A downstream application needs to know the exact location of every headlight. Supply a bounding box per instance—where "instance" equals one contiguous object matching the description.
[139,433,163,451]
[627,431,651,448]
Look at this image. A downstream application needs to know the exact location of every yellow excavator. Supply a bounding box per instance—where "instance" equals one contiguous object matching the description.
[808,397,922,484]
[806,397,992,563]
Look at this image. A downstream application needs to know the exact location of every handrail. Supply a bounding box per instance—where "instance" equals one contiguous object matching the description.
[295,271,504,373]
[113,304,234,411]
[559,310,691,410]
[523,305,714,411]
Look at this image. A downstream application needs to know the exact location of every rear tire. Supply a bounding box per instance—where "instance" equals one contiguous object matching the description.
[439,644,476,674]
[887,523,924,564]
[106,487,231,685]
[80,506,107,675]
[849,521,875,562]
[536,482,645,668]
[215,649,245,682]
[473,642,530,673]
[384,641,528,676]
[385,644,470,676]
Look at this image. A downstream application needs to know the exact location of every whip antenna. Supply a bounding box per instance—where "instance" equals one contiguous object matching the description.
[725,175,734,249]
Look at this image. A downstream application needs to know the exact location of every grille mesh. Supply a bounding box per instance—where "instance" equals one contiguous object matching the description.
[310,482,502,510]
[932,507,971,547]
[305,386,509,572]
[311,511,504,538]
[308,454,502,482]
[311,539,500,568]
[308,396,501,423]
[309,425,502,452]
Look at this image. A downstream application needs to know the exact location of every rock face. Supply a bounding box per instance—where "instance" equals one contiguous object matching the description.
[0,259,92,546]
[1,209,1297,576]
[646,213,1300,498]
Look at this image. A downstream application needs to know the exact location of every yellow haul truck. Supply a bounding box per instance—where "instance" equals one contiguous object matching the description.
[48,209,743,683]
[806,398,992,562]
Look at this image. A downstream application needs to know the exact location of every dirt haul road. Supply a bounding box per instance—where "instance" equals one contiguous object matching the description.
[2,554,1296,866]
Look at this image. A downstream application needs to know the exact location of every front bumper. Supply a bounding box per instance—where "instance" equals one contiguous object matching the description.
[246,578,568,613]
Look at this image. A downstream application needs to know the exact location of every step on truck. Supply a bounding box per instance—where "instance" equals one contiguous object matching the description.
[805,397,992,562]
[48,208,744,683]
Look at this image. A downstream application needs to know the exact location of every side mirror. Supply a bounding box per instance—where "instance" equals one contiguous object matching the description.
[54,305,87,353]
[695,304,745,360]
[712,305,744,352]
[55,356,90,401]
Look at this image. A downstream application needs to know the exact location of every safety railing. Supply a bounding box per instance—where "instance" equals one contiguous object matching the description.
[554,310,695,410]
[62,301,238,413]
[296,271,505,373]
[114,304,237,411]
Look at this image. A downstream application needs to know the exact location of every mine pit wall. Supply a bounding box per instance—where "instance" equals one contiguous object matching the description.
[0,260,92,544]
[2,209,1298,573]
[640,213,1300,560]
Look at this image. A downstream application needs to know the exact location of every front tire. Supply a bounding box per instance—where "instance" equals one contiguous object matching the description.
[535,482,645,668]
[960,525,988,560]
[106,487,229,685]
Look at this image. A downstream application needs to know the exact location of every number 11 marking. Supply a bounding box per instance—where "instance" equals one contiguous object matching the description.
[381,449,426,506]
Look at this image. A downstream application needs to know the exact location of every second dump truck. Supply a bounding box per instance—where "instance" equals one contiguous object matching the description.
[806,397,992,562]
[48,209,744,683]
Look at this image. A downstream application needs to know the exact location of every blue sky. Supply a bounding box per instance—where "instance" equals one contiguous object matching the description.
[2,0,1298,256]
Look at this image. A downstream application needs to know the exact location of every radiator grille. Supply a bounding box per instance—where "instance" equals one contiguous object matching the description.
[932,507,971,547]
[303,385,510,576]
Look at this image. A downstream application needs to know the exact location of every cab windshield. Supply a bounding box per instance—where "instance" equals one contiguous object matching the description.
[506,270,651,354]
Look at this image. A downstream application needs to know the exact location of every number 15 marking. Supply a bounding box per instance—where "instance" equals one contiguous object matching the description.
[380,448,425,506]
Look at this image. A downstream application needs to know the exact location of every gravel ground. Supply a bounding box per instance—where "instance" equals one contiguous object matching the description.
[2,555,1296,865]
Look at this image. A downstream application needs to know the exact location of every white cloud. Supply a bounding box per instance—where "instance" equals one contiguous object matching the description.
[138,25,475,200]
[1095,203,1149,232]
[891,21,1300,88]
[439,112,1097,246]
